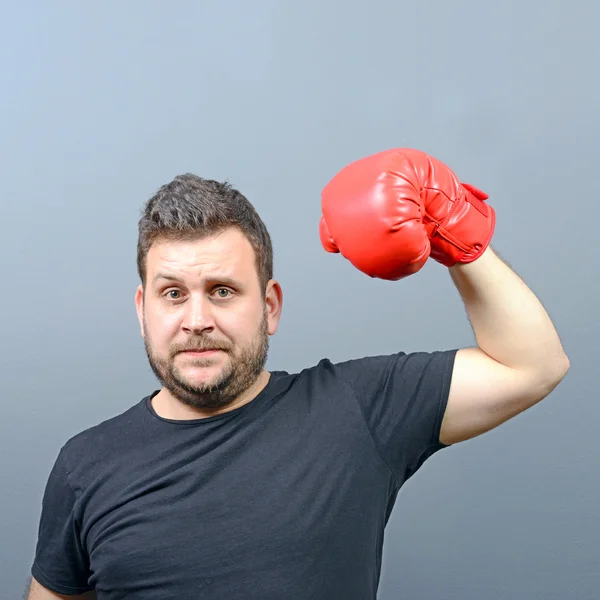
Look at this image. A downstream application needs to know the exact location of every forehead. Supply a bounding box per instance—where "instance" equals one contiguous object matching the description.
[146,229,257,283]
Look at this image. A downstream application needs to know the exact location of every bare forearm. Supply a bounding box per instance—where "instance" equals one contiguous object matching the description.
[449,246,569,379]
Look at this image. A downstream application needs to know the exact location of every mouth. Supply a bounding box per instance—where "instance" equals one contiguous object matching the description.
[180,349,222,357]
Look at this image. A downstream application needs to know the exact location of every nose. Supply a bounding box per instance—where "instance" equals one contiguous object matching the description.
[181,294,215,334]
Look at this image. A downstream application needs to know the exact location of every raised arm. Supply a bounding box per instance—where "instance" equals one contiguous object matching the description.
[440,247,569,444]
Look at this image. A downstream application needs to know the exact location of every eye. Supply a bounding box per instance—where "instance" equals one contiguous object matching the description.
[214,288,233,299]
[165,289,183,300]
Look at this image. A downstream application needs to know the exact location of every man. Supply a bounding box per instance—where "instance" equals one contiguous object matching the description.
[27,149,569,599]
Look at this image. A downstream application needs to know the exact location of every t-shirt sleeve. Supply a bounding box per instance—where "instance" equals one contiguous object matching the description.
[335,349,458,486]
[31,445,94,594]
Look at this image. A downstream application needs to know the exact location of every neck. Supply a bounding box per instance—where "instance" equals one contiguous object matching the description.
[151,370,271,420]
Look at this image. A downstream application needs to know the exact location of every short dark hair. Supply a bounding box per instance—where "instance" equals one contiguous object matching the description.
[137,174,273,295]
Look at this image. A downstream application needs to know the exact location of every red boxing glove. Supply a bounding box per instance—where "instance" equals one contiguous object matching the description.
[319,148,495,280]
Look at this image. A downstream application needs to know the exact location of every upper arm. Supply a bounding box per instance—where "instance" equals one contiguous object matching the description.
[439,347,564,445]
[32,448,94,596]
[27,576,96,600]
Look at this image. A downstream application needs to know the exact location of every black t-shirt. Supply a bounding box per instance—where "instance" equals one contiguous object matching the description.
[31,349,457,599]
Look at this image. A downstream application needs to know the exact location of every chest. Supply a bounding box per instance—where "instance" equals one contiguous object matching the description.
[79,403,393,594]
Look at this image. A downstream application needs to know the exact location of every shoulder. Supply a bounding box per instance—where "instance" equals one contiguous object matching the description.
[58,396,152,471]
[273,349,456,401]
[270,353,397,387]
[309,349,457,385]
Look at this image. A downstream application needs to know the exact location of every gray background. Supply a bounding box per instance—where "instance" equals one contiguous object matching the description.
[2,1,597,598]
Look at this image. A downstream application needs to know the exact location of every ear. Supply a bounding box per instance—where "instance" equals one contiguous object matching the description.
[264,279,283,336]
[135,285,145,337]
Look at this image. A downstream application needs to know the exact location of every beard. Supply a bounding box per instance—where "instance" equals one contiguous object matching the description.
[143,312,270,411]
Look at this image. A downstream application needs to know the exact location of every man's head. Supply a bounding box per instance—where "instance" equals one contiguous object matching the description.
[135,174,282,412]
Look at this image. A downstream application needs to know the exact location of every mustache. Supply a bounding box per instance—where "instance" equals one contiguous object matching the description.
[171,339,231,355]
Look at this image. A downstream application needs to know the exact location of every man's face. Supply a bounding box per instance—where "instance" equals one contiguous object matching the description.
[135,228,282,411]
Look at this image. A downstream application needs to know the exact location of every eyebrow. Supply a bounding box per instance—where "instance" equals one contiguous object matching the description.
[152,273,242,288]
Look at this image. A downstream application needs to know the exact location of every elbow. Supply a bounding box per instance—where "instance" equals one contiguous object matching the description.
[560,354,571,381]
[521,351,570,401]
[538,352,570,394]
[554,352,571,381]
